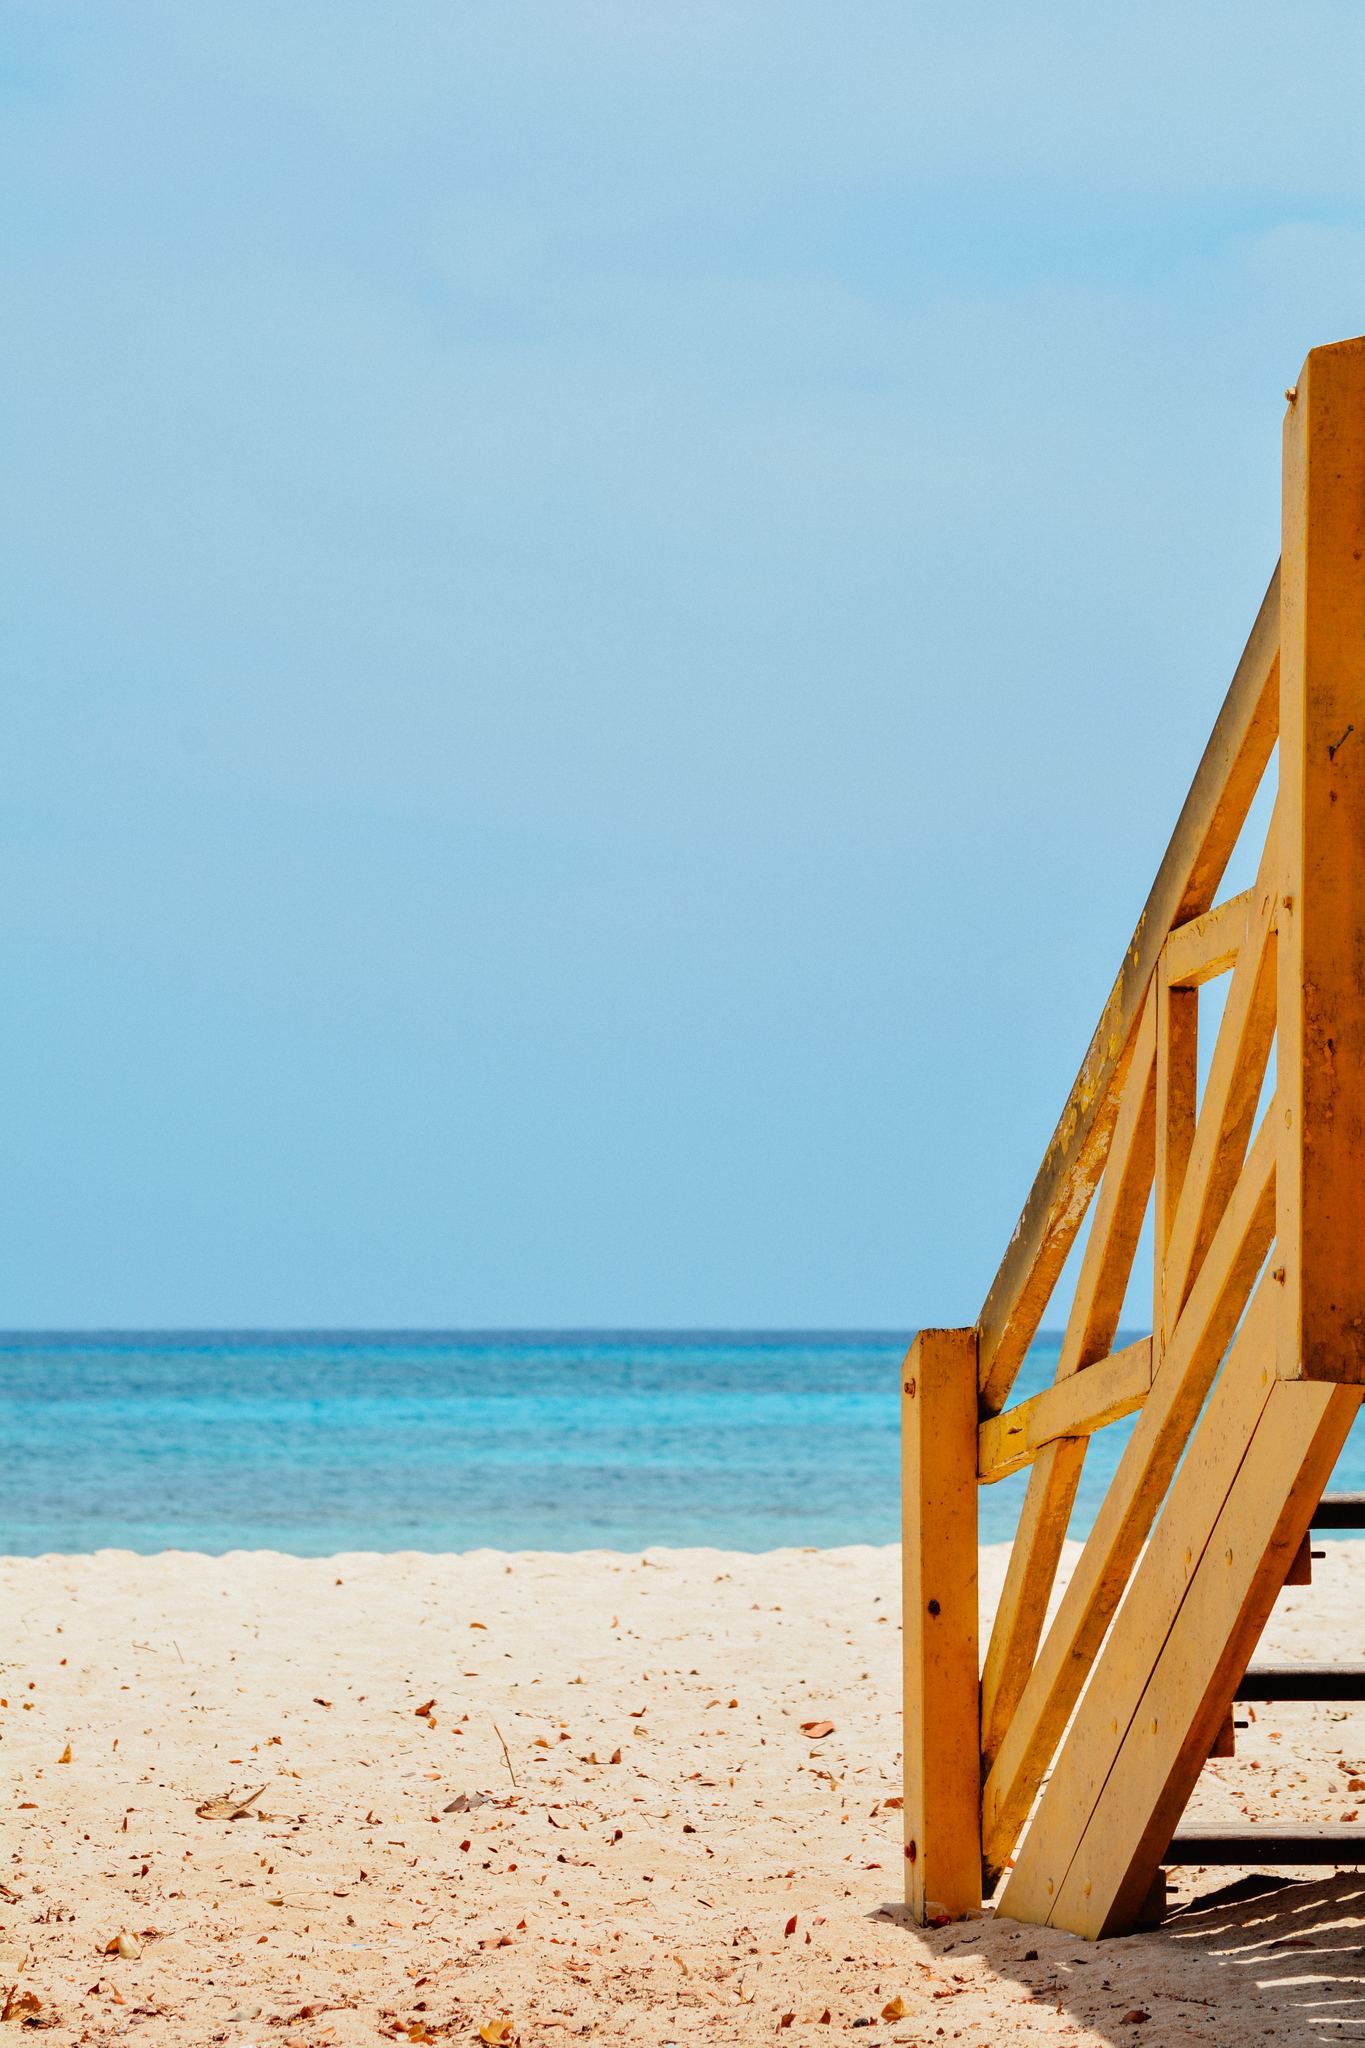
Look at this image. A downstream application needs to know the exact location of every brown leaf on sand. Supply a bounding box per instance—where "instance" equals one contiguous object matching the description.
[103,1934,141,1960]
[881,1995,906,2021]
[783,1915,798,1937]
[478,2023,515,2045]
[443,1792,491,1814]
[56,1745,72,1765]
[2,1988,44,2022]
[195,1784,268,1822]
[800,1721,835,1739]
[414,1700,436,1718]
[1120,2013,1151,2027]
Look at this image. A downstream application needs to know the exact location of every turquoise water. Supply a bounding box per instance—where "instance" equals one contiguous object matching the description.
[2,1330,1359,1554]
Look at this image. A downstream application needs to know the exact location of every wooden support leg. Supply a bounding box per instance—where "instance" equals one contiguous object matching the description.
[902,1328,981,1921]
[1278,337,1365,1385]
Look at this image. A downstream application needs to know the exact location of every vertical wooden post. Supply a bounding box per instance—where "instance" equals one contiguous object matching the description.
[902,1327,980,1921]
[1278,336,1365,1382]
[1152,962,1198,1360]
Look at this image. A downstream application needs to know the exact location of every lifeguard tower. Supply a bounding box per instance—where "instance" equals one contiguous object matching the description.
[902,336,1365,1938]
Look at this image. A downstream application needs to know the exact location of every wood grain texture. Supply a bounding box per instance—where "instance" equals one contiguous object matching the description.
[978,1338,1152,1486]
[997,1275,1278,1928]
[981,1111,1277,1875]
[978,1436,1086,1777]
[1164,889,1250,989]
[1278,337,1365,1383]
[978,996,1156,1771]
[901,1329,981,1920]
[1161,814,1280,1333]
[1049,1375,1359,1936]
[1152,971,1198,1360]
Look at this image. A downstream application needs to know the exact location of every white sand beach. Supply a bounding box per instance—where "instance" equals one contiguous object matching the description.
[6,1542,1365,2045]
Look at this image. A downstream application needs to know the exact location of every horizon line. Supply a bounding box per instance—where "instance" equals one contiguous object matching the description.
[0,1324,1129,1342]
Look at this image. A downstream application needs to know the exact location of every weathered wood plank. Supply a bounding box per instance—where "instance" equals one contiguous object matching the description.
[978,1338,1152,1485]
[1047,1376,1360,1936]
[996,1273,1278,1927]
[978,568,1279,1413]
[981,1110,1278,1878]
[979,1437,1087,1772]
[1164,889,1250,989]
[1278,337,1365,1384]
[901,1329,980,1921]
[978,995,1156,1764]
[1152,968,1198,1361]
[1054,987,1157,1386]
[1161,813,1280,1332]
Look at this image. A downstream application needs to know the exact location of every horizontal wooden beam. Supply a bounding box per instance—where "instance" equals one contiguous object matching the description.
[976,568,1280,1414]
[1167,1824,1365,1866]
[978,1338,1153,1486]
[1163,889,1251,989]
[1313,1493,1365,1528]
[1234,1665,1365,1701]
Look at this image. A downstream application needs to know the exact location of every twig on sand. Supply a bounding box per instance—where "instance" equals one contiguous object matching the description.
[492,1722,518,1790]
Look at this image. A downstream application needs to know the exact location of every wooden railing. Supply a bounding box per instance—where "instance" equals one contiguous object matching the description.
[902,335,1365,1938]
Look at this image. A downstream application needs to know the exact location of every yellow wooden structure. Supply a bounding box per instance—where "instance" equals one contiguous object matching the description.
[902,336,1365,1939]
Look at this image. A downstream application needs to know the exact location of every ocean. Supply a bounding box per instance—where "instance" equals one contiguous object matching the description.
[4,1329,1360,1555]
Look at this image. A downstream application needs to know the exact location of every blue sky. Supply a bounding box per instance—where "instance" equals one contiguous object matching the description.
[4,3,1364,1328]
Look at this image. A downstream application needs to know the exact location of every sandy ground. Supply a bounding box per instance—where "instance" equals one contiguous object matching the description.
[6,1543,1365,2046]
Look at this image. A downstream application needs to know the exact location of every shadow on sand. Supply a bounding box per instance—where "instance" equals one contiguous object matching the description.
[875,1872,1365,2044]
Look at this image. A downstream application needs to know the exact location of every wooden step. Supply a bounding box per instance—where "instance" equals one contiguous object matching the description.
[1311,1493,1365,1529]
[1235,1664,1365,1700]
[1168,1823,1365,1865]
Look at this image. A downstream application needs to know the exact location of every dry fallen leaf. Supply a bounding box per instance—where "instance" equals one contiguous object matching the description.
[478,2022,514,2045]
[783,1915,798,1938]
[1121,2012,1151,2027]
[102,1934,141,1960]
[443,1792,491,1814]
[56,1745,72,1765]
[414,1700,436,1718]
[2,1989,43,2023]
[881,1995,906,2021]
[800,1721,835,1739]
